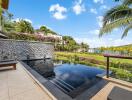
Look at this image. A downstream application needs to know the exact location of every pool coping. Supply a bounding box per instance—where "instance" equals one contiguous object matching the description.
[19,61,109,100]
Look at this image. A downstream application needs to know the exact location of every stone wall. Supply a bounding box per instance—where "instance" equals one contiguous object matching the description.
[0,39,54,61]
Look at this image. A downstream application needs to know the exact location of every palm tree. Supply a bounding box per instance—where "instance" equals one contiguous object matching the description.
[15,19,34,34]
[99,0,132,38]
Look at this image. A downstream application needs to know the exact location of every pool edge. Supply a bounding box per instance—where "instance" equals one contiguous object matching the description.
[19,61,73,100]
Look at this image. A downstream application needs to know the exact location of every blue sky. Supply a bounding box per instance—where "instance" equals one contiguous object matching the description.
[9,0,132,48]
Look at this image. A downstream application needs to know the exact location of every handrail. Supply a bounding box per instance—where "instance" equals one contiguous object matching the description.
[103,54,132,78]
[104,54,132,59]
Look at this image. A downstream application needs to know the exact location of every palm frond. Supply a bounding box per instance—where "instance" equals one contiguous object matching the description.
[121,23,132,38]
[99,17,132,37]
[123,0,132,5]
[115,0,132,5]
[103,5,132,26]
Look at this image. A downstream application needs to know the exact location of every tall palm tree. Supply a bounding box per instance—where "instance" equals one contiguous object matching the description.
[99,0,132,38]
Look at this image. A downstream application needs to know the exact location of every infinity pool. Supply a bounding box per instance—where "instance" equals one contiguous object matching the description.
[24,59,105,98]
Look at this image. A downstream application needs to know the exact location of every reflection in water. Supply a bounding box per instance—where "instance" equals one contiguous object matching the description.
[26,59,55,78]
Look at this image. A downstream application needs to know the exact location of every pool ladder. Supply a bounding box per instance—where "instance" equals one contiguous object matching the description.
[50,78,75,93]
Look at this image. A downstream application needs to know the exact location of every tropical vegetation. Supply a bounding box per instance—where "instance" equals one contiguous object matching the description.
[0,0,10,31]
[14,19,34,34]
[100,0,132,38]
[36,26,57,35]
[55,36,89,52]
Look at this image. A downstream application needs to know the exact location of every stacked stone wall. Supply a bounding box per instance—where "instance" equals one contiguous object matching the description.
[0,39,54,61]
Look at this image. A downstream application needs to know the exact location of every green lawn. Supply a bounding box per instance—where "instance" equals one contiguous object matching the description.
[55,52,132,64]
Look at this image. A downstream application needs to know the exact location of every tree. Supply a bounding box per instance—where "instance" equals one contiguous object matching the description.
[15,19,34,34]
[3,18,15,33]
[39,26,47,35]
[36,25,57,35]
[80,42,89,52]
[62,36,78,51]
[99,0,132,38]
[0,0,9,31]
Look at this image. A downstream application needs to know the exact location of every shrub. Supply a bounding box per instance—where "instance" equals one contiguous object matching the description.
[7,33,38,41]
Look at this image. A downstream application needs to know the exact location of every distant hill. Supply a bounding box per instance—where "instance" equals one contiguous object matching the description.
[117,44,132,48]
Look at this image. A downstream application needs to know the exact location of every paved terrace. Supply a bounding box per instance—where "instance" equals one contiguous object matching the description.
[0,62,52,100]
[0,62,132,100]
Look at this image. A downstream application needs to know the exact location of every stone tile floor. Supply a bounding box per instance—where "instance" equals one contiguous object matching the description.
[0,64,52,100]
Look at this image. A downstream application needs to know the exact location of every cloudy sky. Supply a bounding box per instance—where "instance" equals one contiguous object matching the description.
[9,0,132,48]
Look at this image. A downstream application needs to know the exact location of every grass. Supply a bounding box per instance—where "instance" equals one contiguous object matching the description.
[55,52,132,64]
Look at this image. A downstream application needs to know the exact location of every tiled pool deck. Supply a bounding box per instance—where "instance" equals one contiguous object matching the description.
[0,62,132,100]
[0,63,52,100]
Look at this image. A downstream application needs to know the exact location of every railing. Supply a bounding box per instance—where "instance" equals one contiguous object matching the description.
[103,54,132,78]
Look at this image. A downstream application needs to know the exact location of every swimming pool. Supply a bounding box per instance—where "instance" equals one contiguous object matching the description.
[24,59,105,98]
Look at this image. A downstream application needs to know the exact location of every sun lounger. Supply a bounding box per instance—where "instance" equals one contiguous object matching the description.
[107,86,132,100]
[0,61,17,70]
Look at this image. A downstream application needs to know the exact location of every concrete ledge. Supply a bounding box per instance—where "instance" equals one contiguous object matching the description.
[103,76,132,89]
[96,71,112,78]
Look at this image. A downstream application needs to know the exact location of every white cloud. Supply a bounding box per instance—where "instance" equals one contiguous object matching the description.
[89,29,99,35]
[93,0,104,4]
[24,19,32,23]
[96,16,103,27]
[90,8,97,14]
[49,4,67,20]
[100,5,109,10]
[72,0,86,15]
[13,18,32,23]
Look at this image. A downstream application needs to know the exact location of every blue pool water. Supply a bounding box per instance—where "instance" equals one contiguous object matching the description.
[54,64,104,88]
[24,60,105,97]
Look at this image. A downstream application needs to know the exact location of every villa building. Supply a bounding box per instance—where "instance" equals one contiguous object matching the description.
[88,48,100,53]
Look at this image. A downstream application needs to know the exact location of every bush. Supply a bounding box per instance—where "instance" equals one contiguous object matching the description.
[110,61,132,72]
[7,33,38,41]
[6,32,58,42]
[74,54,79,61]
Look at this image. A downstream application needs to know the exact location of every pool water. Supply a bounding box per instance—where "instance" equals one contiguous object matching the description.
[24,59,105,98]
